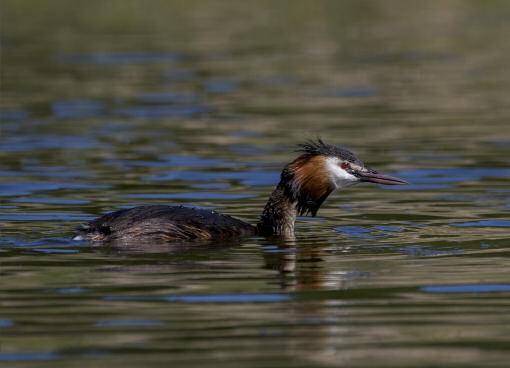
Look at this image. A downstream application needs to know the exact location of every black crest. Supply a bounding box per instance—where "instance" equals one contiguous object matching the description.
[297,138,363,165]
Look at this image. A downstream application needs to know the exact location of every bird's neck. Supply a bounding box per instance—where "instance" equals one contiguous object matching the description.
[257,184,297,239]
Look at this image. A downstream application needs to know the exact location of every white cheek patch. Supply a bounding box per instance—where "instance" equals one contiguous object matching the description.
[325,157,359,189]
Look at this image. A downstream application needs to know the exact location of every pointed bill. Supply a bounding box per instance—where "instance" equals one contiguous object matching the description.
[357,170,409,185]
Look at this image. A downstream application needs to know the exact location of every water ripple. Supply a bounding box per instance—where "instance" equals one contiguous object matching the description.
[59,52,180,65]
[95,319,163,327]
[122,193,255,200]
[452,220,510,227]
[104,293,291,303]
[0,352,59,362]
[422,284,510,293]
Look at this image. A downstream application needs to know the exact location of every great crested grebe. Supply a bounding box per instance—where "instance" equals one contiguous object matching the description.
[74,140,408,242]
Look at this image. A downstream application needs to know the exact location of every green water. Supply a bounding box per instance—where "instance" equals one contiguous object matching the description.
[1,1,510,367]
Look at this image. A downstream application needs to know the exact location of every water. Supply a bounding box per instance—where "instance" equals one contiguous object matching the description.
[1,1,510,367]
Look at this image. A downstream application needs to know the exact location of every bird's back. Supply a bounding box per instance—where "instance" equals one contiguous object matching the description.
[75,205,256,242]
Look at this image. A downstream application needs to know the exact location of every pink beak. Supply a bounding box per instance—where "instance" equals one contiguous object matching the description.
[357,170,409,185]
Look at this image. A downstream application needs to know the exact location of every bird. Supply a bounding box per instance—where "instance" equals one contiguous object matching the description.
[74,139,408,242]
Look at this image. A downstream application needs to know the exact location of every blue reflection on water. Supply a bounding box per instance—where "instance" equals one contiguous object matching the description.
[0,109,29,121]
[135,92,197,104]
[55,287,88,294]
[335,226,373,239]
[335,225,403,239]
[0,135,100,152]
[373,225,403,232]
[452,220,510,227]
[52,100,105,119]
[0,352,59,362]
[0,319,14,328]
[104,293,291,303]
[422,284,510,293]
[2,167,90,179]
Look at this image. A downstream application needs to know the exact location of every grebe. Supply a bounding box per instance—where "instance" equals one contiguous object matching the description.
[74,140,408,242]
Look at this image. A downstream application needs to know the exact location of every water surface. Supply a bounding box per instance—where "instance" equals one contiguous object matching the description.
[1,1,510,367]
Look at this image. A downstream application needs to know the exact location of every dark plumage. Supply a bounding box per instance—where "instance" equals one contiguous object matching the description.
[76,205,256,242]
[297,139,364,166]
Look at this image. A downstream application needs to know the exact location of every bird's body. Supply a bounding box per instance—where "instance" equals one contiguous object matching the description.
[75,205,256,242]
[75,140,407,243]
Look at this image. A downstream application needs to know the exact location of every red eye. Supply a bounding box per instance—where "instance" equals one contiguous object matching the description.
[341,162,350,170]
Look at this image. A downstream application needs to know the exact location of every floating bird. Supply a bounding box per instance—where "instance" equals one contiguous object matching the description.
[74,140,407,242]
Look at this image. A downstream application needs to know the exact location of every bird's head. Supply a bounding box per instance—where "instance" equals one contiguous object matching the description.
[280,139,408,216]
